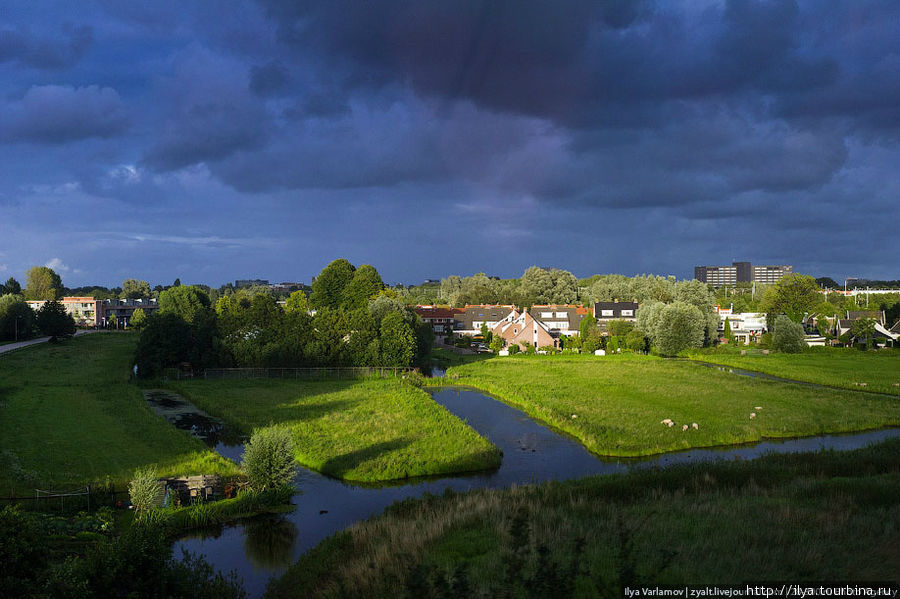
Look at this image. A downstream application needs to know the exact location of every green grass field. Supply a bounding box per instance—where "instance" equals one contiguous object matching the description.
[170,378,501,482]
[266,437,900,598]
[442,354,900,457]
[688,347,900,395]
[0,334,239,492]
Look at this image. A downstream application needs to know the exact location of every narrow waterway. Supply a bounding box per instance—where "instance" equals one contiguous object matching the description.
[168,386,900,598]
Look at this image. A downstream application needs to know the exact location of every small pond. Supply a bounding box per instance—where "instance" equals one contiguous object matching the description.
[170,386,900,598]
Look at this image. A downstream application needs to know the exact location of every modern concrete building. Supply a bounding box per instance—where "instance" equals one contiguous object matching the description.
[100,298,159,327]
[695,262,793,286]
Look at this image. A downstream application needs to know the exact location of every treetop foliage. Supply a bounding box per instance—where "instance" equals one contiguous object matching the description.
[24,266,62,301]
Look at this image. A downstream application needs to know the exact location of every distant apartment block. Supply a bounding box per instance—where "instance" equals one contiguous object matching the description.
[26,297,101,326]
[694,262,792,287]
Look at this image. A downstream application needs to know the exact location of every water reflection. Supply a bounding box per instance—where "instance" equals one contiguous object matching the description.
[243,515,298,569]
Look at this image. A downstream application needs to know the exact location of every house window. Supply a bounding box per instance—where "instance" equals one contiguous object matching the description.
[621,310,633,317]
[601,310,614,317]
[541,312,554,318]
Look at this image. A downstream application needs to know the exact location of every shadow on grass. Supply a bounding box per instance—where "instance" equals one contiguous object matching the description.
[274,397,363,422]
[320,437,413,478]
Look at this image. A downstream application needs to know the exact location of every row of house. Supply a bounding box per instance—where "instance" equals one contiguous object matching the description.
[415,301,640,348]
[25,297,159,328]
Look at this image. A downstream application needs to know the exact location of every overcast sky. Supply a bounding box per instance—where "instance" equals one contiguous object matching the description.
[1,1,898,288]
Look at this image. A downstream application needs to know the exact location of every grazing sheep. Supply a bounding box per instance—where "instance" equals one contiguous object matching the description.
[893,383,899,387]
[754,406,762,410]
[660,418,673,426]
[692,423,699,430]
[750,412,756,419]
[682,424,689,431]
[859,382,867,387]
[571,414,578,419]
[667,421,674,427]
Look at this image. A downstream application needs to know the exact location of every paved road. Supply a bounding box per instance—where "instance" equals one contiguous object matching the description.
[0,330,97,357]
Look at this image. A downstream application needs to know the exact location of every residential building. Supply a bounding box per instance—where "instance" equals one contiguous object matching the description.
[716,306,767,344]
[695,262,793,287]
[453,305,517,336]
[100,298,159,327]
[528,305,591,337]
[492,310,557,349]
[26,297,101,326]
[593,301,639,333]
[414,305,464,335]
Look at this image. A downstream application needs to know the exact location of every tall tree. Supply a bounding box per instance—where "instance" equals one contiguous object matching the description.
[158,285,212,325]
[3,278,21,296]
[35,300,76,339]
[24,266,62,301]
[284,290,310,314]
[341,264,384,310]
[646,301,706,356]
[773,315,806,353]
[761,274,821,323]
[121,279,151,299]
[0,295,35,341]
[379,311,417,367]
[311,258,356,309]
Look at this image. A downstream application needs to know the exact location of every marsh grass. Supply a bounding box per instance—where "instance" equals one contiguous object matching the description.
[688,347,900,396]
[445,354,900,457]
[0,334,239,491]
[266,438,900,598]
[171,377,501,482]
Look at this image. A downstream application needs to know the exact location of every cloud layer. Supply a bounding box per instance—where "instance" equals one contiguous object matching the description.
[0,0,898,286]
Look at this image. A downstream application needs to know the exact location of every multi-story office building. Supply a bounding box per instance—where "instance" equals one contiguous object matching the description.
[695,262,792,286]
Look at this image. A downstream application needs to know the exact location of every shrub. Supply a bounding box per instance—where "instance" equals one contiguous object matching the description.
[129,466,163,517]
[242,426,298,491]
[508,344,520,355]
[773,315,806,353]
[0,506,47,593]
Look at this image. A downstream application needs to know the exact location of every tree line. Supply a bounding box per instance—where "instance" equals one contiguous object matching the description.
[134,259,433,377]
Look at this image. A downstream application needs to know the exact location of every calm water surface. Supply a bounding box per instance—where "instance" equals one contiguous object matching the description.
[174,386,900,598]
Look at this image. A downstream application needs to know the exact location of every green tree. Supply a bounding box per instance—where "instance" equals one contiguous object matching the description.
[761,274,820,323]
[283,290,310,314]
[35,299,76,339]
[0,505,48,594]
[773,315,807,353]
[242,426,298,492]
[311,258,356,309]
[4,277,22,295]
[723,318,733,343]
[158,285,212,325]
[0,294,35,341]
[489,335,504,353]
[379,311,417,367]
[579,315,597,343]
[607,319,635,337]
[624,329,646,352]
[121,278,152,299]
[130,308,148,329]
[651,301,706,356]
[24,266,62,300]
[341,264,384,310]
[850,317,877,349]
[134,312,193,377]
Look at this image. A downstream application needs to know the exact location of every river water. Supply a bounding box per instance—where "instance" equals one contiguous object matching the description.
[173,386,900,598]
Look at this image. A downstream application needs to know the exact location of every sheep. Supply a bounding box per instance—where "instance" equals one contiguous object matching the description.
[692,423,699,430]
[660,418,674,426]
[750,412,756,419]
[571,414,578,419]
[682,424,689,432]
[667,421,674,427]
[754,406,762,410]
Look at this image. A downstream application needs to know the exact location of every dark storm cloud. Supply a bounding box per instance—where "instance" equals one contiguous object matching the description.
[0,24,92,70]
[1,85,129,144]
[142,47,270,171]
[249,60,289,96]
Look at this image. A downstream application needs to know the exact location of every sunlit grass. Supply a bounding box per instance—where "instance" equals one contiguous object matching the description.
[0,334,239,492]
[171,378,501,482]
[445,353,900,456]
[688,347,900,395]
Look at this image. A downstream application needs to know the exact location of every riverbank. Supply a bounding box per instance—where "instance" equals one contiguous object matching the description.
[266,435,900,598]
[443,354,900,457]
[169,378,501,482]
[687,346,900,396]
[0,333,239,491]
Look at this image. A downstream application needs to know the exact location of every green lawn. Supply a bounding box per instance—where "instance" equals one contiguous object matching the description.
[688,347,900,395]
[267,437,900,598]
[169,378,501,482]
[442,354,900,457]
[0,334,239,493]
